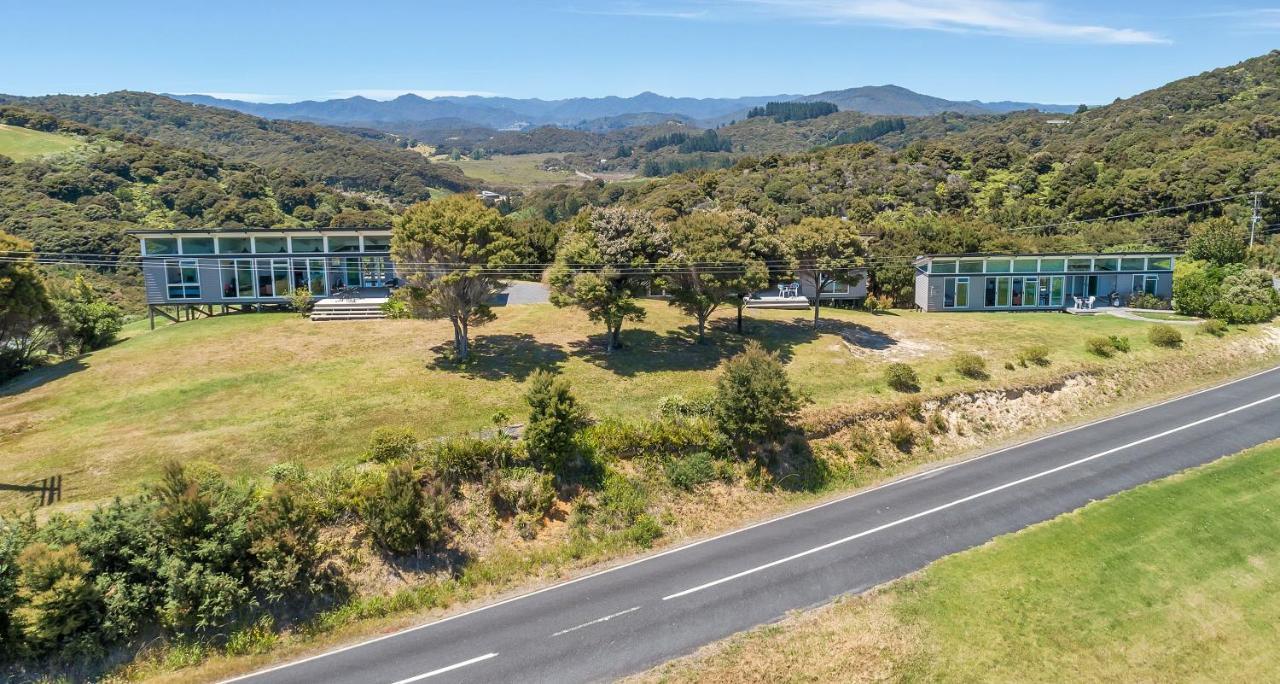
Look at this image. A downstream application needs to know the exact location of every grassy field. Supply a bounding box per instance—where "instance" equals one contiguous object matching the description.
[0,301,1259,509]
[0,123,83,160]
[639,440,1280,683]
[435,153,579,189]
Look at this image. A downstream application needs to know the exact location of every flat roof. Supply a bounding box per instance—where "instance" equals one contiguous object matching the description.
[126,227,391,235]
[913,252,1180,264]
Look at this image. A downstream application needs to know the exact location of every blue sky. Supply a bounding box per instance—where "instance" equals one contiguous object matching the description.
[3,1,1279,104]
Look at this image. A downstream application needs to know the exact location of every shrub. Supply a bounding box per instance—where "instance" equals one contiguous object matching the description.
[712,342,800,457]
[883,363,919,393]
[1199,318,1228,337]
[360,463,448,555]
[1147,324,1183,348]
[666,452,718,490]
[657,393,713,419]
[1209,301,1274,324]
[585,417,726,464]
[625,514,664,548]
[0,516,31,660]
[595,472,648,530]
[1126,292,1170,310]
[951,352,988,380]
[1085,336,1115,357]
[247,483,322,602]
[289,287,314,316]
[15,543,105,658]
[1109,335,1131,353]
[54,275,123,355]
[1016,344,1050,367]
[488,467,556,519]
[380,297,411,319]
[426,435,516,484]
[887,416,916,452]
[862,293,893,314]
[927,412,949,434]
[266,461,306,484]
[524,370,588,474]
[365,426,418,463]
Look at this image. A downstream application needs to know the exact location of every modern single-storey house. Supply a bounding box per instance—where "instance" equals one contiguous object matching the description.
[913,253,1178,312]
[131,228,395,323]
[743,270,869,309]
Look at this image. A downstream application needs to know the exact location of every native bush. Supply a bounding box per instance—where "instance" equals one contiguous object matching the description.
[884,363,920,392]
[14,544,105,659]
[365,427,419,463]
[712,342,800,457]
[488,467,556,519]
[657,393,714,420]
[1016,344,1051,367]
[1147,324,1183,348]
[585,417,726,464]
[359,463,448,556]
[951,352,988,380]
[1199,318,1228,337]
[595,472,649,531]
[247,483,322,602]
[524,370,588,474]
[888,416,917,452]
[625,515,664,548]
[425,435,516,485]
[1109,335,1132,353]
[1126,292,1170,310]
[665,452,719,490]
[288,287,313,316]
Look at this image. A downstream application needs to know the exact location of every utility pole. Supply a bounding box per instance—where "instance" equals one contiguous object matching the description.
[1249,191,1261,248]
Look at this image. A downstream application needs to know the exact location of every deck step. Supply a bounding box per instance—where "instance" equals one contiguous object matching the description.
[310,300,387,321]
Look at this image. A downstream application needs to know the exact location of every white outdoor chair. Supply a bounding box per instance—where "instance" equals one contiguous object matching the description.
[1072,296,1083,310]
[1086,296,1097,309]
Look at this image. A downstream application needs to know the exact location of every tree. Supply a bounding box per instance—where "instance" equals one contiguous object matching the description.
[1172,259,1226,316]
[657,211,775,343]
[54,274,123,355]
[1210,267,1280,323]
[523,370,587,475]
[549,207,670,352]
[391,195,521,362]
[1185,217,1247,266]
[785,217,867,328]
[712,343,800,460]
[0,231,57,380]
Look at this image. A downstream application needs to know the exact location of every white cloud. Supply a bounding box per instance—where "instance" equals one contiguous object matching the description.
[329,89,500,100]
[1209,8,1280,30]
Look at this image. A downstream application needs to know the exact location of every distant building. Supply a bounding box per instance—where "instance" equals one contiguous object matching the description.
[476,190,507,203]
[913,253,1178,312]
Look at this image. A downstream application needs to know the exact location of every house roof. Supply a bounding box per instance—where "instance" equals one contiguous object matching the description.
[913,251,1180,265]
[126,227,391,236]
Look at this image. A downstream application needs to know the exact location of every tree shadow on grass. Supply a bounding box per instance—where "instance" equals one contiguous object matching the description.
[428,333,568,381]
[568,317,818,377]
[817,320,901,353]
[0,358,87,397]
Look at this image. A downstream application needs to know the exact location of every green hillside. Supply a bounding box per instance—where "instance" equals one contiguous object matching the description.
[0,123,82,160]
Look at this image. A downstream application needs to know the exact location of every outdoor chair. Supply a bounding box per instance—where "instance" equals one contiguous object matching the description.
[1086,296,1097,309]
[1073,296,1083,309]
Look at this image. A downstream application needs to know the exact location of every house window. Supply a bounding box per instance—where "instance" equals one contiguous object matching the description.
[1120,257,1146,271]
[329,236,361,253]
[181,237,214,255]
[272,259,292,296]
[291,237,324,253]
[362,236,390,252]
[958,260,984,274]
[1132,274,1158,296]
[144,238,177,256]
[1012,258,1039,273]
[292,257,327,295]
[1094,258,1118,272]
[1147,257,1173,271]
[165,260,200,299]
[1067,258,1093,272]
[1023,277,1039,307]
[1049,276,1065,307]
[1039,258,1066,272]
[217,237,251,254]
[256,259,277,297]
[254,237,287,253]
[220,259,256,298]
[944,277,969,308]
[821,280,850,294]
[931,260,957,274]
[986,259,1012,273]
[986,276,1012,307]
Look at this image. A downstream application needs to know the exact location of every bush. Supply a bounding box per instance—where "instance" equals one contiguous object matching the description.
[1209,301,1274,324]
[425,435,516,484]
[1199,319,1228,337]
[1147,324,1183,348]
[887,416,916,452]
[665,452,718,490]
[657,393,713,419]
[365,426,418,463]
[883,363,919,392]
[1172,259,1225,317]
[1126,292,1170,310]
[951,352,988,380]
[712,342,800,457]
[1109,335,1131,353]
[862,293,893,314]
[1086,335,1130,357]
[595,472,648,530]
[524,370,588,474]
[380,297,411,319]
[247,484,322,602]
[625,514,664,548]
[15,543,105,658]
[289,287,314,316]
[360,463,448,555]
[1210,268,1280,323]
[927,412,949,434]
[585,417,726,464]
[1016,344,1050,367]
[54,275,123,355]
[488,467,556,519]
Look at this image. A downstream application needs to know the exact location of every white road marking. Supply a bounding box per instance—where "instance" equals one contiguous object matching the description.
[388,652,498,683]
[221,365,1280,683]
[551,606,642,637]
[662,390,1280,601]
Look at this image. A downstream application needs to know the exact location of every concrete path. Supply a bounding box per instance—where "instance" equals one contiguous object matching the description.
[230,365,1280,684]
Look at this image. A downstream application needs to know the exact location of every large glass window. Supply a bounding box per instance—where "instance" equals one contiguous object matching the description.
[1132,274,1158,296]
[958,260,984,274]
[217,237,251,254]
[144,238,177,256]
[932,260,956,274]
[1094,258,1119,272]
[1012,258,1039,273]
[329,236,361,253]
[256,259,276,297]
[986,259,1012,274]
[1147,257,1173,271]
[944,277,969,308]
[254,237,287,253]
[165,259,200,299]
[1022,278,1039,307]
[291,237,324,253]
[986,276,1012,307]
[181,237,215,255]
[1049,276,1065,307]
[308,258,327,295]
[219,259,257,298]
[272,259,291,297]
[1039,258,1066,272]
[1067,258,1093,272]
[1120,257,1146,272]
[362,235,390,252]
[822,280,850,294]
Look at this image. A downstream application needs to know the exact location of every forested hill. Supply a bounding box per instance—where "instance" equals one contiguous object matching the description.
[0,105,397,263]
[0,92,474,202]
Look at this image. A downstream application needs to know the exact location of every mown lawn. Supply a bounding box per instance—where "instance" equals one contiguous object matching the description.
[0,302,1248,508]
[0,123,82,160]
[437,153,582,190]
[639,440,1280,682]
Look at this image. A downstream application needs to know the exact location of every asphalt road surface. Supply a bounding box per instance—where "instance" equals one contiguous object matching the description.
[230,365,1280,684]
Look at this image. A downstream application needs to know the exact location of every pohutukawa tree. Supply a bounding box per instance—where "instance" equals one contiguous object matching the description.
[786,217,867,328]
[657,210,780,342]
[391,195,521,362]
[549,207,670,352]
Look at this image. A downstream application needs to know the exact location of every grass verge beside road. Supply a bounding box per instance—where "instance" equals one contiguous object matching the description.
[638,439,1280,683]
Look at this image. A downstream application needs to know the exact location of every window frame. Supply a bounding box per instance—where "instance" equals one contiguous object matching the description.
[165,259,201,299]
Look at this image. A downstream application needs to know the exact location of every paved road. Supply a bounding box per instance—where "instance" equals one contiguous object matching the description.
[232,365,1280,684]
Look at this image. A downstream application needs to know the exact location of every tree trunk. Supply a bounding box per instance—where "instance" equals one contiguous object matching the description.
[607,320,622,352]
[812,273,823,329]
[450,317,468,361]
[736,302,745,334]
[696,315,707,344]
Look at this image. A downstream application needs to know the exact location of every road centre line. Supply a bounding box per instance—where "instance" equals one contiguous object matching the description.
[551,606,642,637]
[388,652,499,684]
[662,391,1280,601]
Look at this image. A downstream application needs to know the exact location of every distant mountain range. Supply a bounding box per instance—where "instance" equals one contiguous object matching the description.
[172,86,1078,132]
